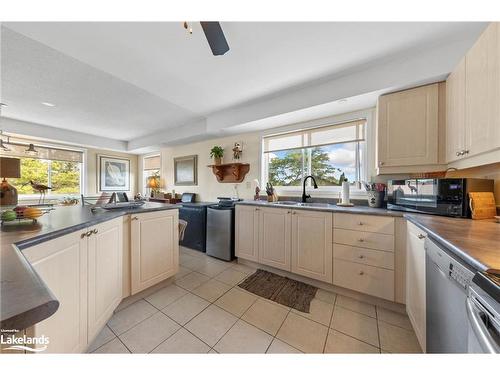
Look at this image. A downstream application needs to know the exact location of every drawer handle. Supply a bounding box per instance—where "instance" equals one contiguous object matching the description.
[358,238,364,242]
[358,222,363,226]
[92,229,98,235]
[359,271,364,276]
[358,255,365,259]
[131,216,139,221]
[80,232,88,239]
[417,234,426,240]
[286,211,291,214]
[292,211,297,215]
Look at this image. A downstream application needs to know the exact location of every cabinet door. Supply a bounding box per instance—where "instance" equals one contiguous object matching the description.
[487,23,500,151]
[377,84,439,167]
[258,207,292,271]
[466,25,493,157]
[87,217,123,342]
[446,58,466,162]
[406,222,426,352]
[235,205,259,262]
[291,210,333,283]
[22,231,88,353]
[131,210,179,295]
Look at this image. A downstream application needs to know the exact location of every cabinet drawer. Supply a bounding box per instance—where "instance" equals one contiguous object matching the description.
[334,213,394,235]
[334,228,394,252]
[334,259,395,301]
[333,244,394,270]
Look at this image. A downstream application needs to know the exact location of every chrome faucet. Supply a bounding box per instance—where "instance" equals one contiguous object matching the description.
[302,175,318,203]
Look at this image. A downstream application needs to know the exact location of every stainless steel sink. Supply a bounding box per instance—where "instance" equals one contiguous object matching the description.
[271,201,332,208]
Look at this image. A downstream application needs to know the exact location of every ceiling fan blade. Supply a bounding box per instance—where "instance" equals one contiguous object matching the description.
[200,22,229,56]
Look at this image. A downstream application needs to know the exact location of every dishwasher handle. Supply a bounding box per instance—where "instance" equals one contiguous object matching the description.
[466,297,500,353]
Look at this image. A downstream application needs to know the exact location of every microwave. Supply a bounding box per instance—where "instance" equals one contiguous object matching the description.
[387,178,494,217]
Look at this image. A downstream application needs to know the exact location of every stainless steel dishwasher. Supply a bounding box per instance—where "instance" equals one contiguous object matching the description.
[425,238,475,353]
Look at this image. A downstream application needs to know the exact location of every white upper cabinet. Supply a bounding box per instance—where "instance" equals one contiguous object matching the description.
[377,83,444,174]
[447,22,500,167]
[446,57,466,163]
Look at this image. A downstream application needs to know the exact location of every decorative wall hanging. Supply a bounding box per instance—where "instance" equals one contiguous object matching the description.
[174,155,198,186]
[98,155,130,191]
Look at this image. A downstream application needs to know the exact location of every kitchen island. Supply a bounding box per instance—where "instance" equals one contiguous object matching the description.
[0,202,178,333]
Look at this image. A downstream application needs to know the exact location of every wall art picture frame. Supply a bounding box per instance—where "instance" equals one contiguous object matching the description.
[174,155,198,186]
[98,155,130,191]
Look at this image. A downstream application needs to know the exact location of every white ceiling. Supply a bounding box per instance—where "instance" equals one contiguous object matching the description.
[0,22,487,151]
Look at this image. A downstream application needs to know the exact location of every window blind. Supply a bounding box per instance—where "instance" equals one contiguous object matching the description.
[263,119,366,153]
[143,155,161,170]
[0,142,83,163]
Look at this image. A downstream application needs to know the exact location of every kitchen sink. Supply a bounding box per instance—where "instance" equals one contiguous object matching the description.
[271,201,332,208]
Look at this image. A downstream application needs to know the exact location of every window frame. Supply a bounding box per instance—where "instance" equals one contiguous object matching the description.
[260,109,374,197]
[14,141,86,201]
[142,153,162,195]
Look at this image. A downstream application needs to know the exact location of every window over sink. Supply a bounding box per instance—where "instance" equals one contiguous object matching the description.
[262,119,367,194]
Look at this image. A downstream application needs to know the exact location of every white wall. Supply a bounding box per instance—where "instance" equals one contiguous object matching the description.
[161,132,261,202]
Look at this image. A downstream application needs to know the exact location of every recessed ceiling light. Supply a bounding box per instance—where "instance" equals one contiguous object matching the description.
[41,102,56,107]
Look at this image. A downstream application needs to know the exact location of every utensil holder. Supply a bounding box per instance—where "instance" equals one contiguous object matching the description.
[367,191,385,208]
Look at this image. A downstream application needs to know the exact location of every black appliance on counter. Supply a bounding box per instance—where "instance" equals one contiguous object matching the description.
[206,197,242,261]
[178,193,214,252]
[387,178,494,217]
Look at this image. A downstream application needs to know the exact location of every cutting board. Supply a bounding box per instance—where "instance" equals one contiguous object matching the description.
[469,192,497,219]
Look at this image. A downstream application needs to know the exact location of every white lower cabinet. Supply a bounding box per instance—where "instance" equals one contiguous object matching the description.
[406,221,427,352]
[87,217,123,341]
[291,209,333,283]
[235,205,260,262]
[130,210,179,294]
[258,207,292,271]
[23,231,88,354]
[23,217,123,353]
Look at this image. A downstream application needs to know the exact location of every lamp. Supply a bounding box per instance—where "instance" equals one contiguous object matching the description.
[0,157,21,206]
[146,175,161,198]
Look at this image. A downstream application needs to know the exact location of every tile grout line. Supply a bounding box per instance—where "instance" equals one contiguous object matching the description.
[375,306,382,353]
[321,293,337,353]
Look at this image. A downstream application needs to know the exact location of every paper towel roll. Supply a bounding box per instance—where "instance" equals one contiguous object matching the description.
[341,181,350,204]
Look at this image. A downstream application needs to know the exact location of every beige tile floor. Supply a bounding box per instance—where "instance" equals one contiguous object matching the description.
[89,247,422,354]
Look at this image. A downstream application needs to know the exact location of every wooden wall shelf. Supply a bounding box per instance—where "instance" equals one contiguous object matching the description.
[207,163,250,183]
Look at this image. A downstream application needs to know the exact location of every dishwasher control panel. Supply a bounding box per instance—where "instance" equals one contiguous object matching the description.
[449,263,472,290]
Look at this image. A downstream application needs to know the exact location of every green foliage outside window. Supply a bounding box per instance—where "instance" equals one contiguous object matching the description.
[10,158,81,195]
[268,147,344,187]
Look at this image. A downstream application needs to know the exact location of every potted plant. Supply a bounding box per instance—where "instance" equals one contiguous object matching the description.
[210,146,224,165]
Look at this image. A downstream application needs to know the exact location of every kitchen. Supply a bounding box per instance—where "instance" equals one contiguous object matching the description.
[0,8,499,370]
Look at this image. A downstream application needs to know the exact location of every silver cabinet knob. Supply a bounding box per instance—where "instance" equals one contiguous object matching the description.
[358,255,365,259]
[358,222,363,226]
[379,161,385,166]
[464,149,469,155]
[456,151,461,156]
[358,238,364,242]
[286,211,291,214]
[92,229,98,235]
[131,216,139,221]
[292,211,297,215]
[417,234,426,240]
[359,271,364,276]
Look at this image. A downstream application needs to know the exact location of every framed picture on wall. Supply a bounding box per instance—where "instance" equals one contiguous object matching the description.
[98,155,130,191]
[174,155,198,186]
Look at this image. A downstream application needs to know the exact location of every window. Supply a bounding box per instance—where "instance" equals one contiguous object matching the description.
[142,154,161,195]
[262,119,366,190]
[1,142,84,198]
